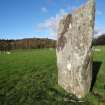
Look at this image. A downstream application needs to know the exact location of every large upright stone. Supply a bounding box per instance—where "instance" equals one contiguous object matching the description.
[56,0,95,98]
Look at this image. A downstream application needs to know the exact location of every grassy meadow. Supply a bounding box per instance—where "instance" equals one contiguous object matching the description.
[0,46,105,105]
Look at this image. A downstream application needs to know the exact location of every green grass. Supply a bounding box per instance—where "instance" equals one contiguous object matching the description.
[0,47,105,105]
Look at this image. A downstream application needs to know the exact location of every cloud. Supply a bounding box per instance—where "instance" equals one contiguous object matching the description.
[94,26,105,37]
[41,7,48,13]
[37,9,67,38]
[38,5,103,39]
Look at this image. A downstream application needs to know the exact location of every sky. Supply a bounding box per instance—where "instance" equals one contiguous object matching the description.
[0,0,105,39]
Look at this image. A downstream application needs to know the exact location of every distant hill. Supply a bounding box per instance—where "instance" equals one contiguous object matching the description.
[0,38,56,51]
[93,34,105,45]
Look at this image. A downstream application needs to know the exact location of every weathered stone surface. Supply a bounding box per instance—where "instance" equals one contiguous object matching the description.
[56,0,95,98]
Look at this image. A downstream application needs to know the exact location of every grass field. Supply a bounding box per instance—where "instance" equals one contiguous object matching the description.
[0,47,105,105]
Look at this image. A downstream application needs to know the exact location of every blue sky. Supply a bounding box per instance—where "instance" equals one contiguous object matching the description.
[0,0,105,39]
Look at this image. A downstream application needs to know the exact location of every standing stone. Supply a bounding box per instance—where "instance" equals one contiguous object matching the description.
[56,0,95,98]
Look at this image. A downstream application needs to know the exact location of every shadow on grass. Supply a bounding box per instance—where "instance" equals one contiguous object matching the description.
[90,61,102,91]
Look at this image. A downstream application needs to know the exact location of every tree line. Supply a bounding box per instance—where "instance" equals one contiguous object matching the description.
[1,34,105,51]
[93,34,105,45]
[0,38,56,51]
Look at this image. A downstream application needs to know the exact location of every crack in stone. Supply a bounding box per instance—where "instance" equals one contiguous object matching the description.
[57,14,72,51]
